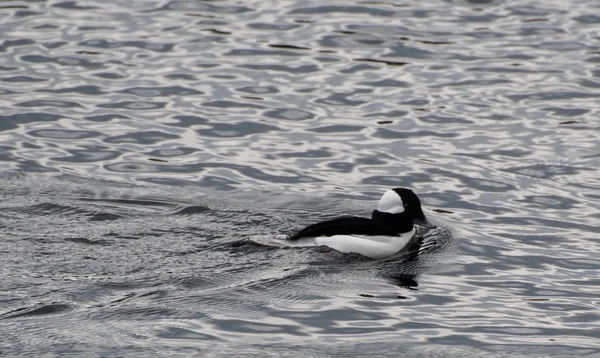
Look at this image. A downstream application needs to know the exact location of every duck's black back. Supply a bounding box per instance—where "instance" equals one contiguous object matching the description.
[287,216,399,240]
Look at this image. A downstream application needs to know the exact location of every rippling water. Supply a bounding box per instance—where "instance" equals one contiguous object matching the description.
[1,0,600,356]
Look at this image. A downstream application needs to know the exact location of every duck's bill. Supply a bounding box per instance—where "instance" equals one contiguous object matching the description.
[414,213,435,228]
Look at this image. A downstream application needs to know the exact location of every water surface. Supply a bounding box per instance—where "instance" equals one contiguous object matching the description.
[1,0,600,356]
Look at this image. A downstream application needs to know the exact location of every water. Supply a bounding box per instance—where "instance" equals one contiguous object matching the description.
[1,0,600,356]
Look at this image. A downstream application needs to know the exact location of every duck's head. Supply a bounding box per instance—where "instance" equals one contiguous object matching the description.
[372,188,430,233]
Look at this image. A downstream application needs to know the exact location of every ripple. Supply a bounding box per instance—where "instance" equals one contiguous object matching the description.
[146,147,198,158]
[14,10,42,18]
[503,164,590,179]
[361,173,437,188]
[360,79,410,87]
[54,148,121,163]
[308,125,364,133]
[279,149,333,159]
[201,100,264,109]
[1,76,48,82]
[2,304,73,319]
[315,92,369,106]
[340,64,377,74]
[227,49,305,57]
[28,129,100,140]
[160,0,253,14]
[155,326,217,341]
[16,100,83,108]
[0,39,36,52]
[170,205,210,216]
[52,1,99,10]
[0,112,63,131]
[248,23,302,31]
[418,114,474,124]
[514,195,581,210]
[20,55,102,68]
[373,128,459,139]
[104,131,179,144]
[507,92,600,102]
[141,175,241,189]
[38,85,104,95]
[84,114,130,122]
[118,86,203,97]
[364,110,408,118]
[197,122,280,138]
[104,162,159,173]
[92,72,127,79]
[263,108,315,121]
[236,85,279,94]
[97,101,166,110]
[79,39,174,52]
[542,107,589,117]
[169,115,209,127]
[290,6,395,17]
[239,64,319,73]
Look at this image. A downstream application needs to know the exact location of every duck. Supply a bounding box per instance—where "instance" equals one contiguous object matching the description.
[286,188,429,259]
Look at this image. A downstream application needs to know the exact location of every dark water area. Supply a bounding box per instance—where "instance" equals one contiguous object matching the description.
[1,0,600,356]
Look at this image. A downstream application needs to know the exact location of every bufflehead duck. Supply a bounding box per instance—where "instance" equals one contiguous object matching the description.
[287,188,429,259]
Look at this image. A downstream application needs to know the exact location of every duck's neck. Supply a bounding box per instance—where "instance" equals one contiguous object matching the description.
[371,210,414,234]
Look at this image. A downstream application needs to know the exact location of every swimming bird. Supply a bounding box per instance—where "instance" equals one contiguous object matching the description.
[287,188,429,259]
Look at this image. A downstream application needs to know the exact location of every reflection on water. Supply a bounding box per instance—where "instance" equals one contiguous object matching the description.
[1,0,600,356]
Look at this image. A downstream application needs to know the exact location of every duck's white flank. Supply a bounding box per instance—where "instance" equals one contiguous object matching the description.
[376,189,404,214]
[313,228,415,259]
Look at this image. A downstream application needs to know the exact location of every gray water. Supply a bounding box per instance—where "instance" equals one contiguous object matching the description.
[1,0,600,356]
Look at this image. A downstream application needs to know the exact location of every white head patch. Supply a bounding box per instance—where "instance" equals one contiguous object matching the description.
[377,189,404,214]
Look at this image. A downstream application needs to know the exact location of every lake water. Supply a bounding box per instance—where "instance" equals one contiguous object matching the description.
[1,0,600,356]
